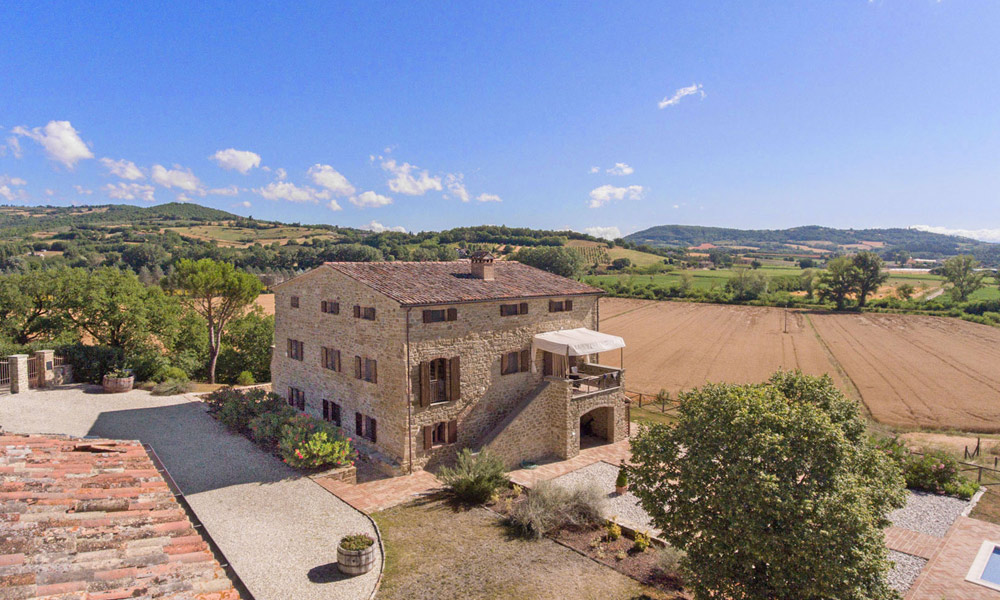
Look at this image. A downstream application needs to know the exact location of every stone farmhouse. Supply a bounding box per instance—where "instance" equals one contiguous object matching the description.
[271,253,628,475]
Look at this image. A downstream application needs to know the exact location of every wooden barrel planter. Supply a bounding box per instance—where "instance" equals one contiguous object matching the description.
[337,534,376,576]
[102,374,135,393]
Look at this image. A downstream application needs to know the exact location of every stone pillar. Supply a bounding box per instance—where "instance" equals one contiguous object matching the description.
[7,355,29,394]
[34,350,55,388]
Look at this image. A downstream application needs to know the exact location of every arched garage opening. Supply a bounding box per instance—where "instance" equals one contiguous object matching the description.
[579,406,615,449]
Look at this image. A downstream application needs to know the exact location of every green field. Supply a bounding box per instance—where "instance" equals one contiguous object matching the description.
[168,224,335,245]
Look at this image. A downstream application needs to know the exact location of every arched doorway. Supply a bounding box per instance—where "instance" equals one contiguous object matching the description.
[579,406,615,449]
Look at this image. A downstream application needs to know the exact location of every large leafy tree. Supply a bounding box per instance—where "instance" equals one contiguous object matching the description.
[510,247,582,278]
[628,372,906,600]
[852,251,889,308]
[937,254,985,302]
[0,269,68,345]
[167,258,263,383]
[817,256,860,310]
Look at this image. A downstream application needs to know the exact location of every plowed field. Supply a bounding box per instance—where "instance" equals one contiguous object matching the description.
[599,298,1000,432]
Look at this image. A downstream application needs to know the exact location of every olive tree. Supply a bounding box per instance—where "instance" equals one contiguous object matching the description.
[627,371,906,600]
[167,258,263,383]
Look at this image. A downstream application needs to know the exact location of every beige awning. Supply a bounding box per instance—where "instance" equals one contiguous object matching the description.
[532,328,625,357]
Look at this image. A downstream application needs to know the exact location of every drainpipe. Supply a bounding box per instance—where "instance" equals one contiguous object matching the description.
[405,307,413,474]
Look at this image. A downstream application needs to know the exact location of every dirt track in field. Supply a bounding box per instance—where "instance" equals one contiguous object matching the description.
[599,298,1000,432]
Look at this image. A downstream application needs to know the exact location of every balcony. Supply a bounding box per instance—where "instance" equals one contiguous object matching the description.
[565,363,623,400]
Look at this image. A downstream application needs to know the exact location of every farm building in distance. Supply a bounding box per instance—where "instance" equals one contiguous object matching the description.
[271,252,629,474]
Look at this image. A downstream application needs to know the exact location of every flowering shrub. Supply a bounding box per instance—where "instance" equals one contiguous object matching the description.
[278,414,354,469]
[904,450,960,492]
[207,387,288,433]
[249,406,296,449]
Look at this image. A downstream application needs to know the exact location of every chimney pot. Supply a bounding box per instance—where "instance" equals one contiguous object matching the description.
[470,251,495,281]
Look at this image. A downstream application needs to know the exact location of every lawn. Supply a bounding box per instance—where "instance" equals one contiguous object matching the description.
[372,494,669,600]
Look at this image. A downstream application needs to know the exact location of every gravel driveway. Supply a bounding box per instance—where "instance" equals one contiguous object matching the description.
[0,385,381,600]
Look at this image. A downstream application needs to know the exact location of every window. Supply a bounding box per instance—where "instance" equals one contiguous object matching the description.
[321,347,341,372]
[356,413,377,443]
[288,387,305,410]
[422,308,457,323]
[321,300,340,314]
[500,302,529,317]
[354,305,376,320]
[548,299,574,312]
[355,356,378,383]
[287,339,304,361]
[422,420,457,450]
[290,296,300,308]
[501,349,531,375]
[322,400,341,427]
[419,356,460,407]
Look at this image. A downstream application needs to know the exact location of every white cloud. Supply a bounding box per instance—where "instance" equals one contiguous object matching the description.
[12,120,94,168]
[238,200,252,208]
[44,189,55,196]
[584,226,622,240]
[0,175,27,202]
[381,159,442,195]
[176,193,193,203]
[5,137,21,158]
[589,166,600,174]
[588,184,645,208]
[607,162,634,176]
[210,148,262,174]
[151,164,203,193]
[74,185,93,195]
[444,173,470,202]
[360,220,407,233]
[254,181,330,203]
[476,193,502,203]
[275,167,287,180]
[103,182,156,202]
[99,157,145,180]
[308,164,356,196]
[208,185,239,196]
[658,83,706,109]
[911,225,1000,243]
[328,200,342,211]
[350,190,393,208]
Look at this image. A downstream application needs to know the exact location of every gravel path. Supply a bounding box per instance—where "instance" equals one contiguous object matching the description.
[0,385,381,600]
[548,460,658,534]
[889,490,969,537]
[887,550,927,594]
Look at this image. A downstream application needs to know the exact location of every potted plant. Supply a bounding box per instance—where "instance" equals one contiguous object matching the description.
[102,366,135,393]
[337,533,376,575]
[615,467,628,495]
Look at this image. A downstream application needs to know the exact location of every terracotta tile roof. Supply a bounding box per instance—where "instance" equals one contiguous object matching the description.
[0,434,240,600]
[322,260,603,306]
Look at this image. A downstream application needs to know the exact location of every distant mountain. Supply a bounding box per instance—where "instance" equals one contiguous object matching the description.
[625,224,992,260]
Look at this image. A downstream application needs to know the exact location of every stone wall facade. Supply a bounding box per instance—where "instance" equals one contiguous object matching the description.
[271,264,626,474]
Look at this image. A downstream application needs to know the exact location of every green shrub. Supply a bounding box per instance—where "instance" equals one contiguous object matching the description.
[438,449,509,504]
[340,534,374,551]
[249,407,296,448]
[209,387,287,433]
[58,344,123,384]
[235,370,256,386]
[657,544,686,577]
[904,451,960,492]
[605,520,622,541]
[278,414,354,469]
[615,468,628,489]
[151,379,195,396]
[633,531,651,553]
[943,480,979,500]
[152,366,189,383]
[508,481,605,539]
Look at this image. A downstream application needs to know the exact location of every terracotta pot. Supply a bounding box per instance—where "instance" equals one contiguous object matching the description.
[616,484,628,495]
[102,375,134,394]
[337,541,376,575]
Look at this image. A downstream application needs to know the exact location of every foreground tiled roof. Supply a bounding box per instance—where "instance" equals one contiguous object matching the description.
[0,434,240,600]
[323,260,603,306]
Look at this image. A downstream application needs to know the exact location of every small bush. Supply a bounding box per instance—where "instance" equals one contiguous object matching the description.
[339,534,374,551]
[235,370,256,386]
[152,366,189,383]
[508,481,605,539]
[633,531,651,553]
[657,544,687,577]
[943,480,980,500]
[207,387,287,432]
[605,520,622,541]
[278,414,353,469]
[904,450,960,492]
[249,406,296,448]
[615,468,628,489]
[151,379,195,396]
[438,449,509,504]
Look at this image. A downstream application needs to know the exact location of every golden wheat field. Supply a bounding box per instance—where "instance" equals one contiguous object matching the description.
[598,298,1000,432]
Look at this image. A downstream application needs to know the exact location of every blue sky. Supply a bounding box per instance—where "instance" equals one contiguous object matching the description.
[2,2,999,240]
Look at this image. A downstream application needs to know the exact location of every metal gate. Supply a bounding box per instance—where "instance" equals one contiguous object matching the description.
[27,355,42,389]
[0,359,9,394]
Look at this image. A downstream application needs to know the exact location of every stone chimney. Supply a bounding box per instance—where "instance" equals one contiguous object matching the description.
[470,251,496,281]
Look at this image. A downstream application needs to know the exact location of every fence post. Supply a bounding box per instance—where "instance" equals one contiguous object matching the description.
[7,355,28,394]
